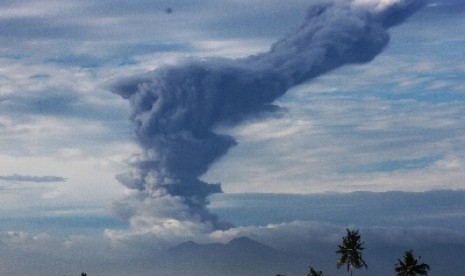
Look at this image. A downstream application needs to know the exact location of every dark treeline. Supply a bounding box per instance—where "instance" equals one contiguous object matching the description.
[278,228,430,276]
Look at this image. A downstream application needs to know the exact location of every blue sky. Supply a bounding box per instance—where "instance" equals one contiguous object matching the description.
[0,0,464,275]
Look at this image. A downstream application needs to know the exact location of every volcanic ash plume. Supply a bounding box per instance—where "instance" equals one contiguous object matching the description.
[109,0,425,243]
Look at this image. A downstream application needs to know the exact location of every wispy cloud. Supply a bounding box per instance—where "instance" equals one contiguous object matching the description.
[0,174,66,183]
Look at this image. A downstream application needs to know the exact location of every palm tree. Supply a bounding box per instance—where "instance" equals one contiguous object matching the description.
[307,266,327,276]
[395,250,430,276]
[336,228,367,276]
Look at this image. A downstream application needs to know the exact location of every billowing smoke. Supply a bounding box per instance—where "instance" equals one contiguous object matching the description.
[109,0,424,242]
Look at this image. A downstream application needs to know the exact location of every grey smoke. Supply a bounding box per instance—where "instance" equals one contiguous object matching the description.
[110,0,425,236]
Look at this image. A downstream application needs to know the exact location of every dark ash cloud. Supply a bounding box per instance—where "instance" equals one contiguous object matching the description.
[0,174,67,183]
[110,0,426,240]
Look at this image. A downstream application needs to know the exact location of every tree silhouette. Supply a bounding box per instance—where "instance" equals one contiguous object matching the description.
[307,266,327,276]
[395,250,430,276]
[336,228,367,276]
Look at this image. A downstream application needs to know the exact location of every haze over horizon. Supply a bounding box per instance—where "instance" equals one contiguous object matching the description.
[0,0,465,275]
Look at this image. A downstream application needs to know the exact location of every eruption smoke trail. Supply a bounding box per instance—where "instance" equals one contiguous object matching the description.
[110,0,425,241]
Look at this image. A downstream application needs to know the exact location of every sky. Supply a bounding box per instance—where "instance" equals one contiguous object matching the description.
[0,0,464,275]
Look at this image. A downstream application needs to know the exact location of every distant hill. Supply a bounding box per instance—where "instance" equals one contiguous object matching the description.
[158,236,308,276]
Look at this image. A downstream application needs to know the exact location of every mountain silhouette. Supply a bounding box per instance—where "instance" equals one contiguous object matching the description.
[161,236,306,275]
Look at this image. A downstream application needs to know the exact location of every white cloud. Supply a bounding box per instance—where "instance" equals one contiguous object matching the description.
[0,0,79,19]
[353,0,410,12]
[204,85,465,193]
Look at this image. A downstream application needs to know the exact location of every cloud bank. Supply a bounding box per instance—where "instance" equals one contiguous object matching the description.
[110,0,425,243]
[2,219,464,275]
